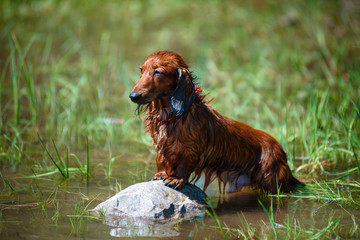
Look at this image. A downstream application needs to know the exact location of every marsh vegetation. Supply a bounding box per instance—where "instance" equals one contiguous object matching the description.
[0,0,359,239]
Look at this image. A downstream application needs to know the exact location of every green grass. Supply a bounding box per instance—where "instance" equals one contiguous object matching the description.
[68,198,98,236]
[269,180,360,210]
[206,200,229,239]
[259,198,278,239]
[209,199,345,240]
[0,171,14,192]
[0,0,359,239]
[38,133,68,178]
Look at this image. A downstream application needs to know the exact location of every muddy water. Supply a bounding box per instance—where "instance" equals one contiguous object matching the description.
[0,152,359,239]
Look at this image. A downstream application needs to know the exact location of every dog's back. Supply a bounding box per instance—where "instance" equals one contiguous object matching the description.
[189,103,300,193]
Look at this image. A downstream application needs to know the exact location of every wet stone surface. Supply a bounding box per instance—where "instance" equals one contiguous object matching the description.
[91,181,207,237]
[93,181,207,220]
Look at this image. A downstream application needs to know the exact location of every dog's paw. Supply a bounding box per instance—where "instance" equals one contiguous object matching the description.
[164,177,186,190]
[152,171,168,181]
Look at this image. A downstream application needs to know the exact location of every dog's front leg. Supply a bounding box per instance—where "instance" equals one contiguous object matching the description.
[152,155,169,180]
[153,161,189,190]
[162,154,197,190]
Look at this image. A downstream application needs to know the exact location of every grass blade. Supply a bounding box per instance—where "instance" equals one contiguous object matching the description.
[9,34,20,127]
[86,137,90,182]
[38,133,66,178]
[0,171,14,192]
[258,199,278,239]
[51,137,66,172]
[351,141,360,173]
[70,153,85,176]
[11,31,38,123]
[0,57,10,129]
[351,99,360,120]
[206,200,228,240]
[66,147,69,178]
[312,217,341,240]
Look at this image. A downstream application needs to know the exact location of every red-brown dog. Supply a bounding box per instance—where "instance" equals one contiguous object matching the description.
[129,51,301,193]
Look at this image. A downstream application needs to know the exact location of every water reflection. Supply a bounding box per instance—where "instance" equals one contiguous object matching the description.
[105,216,180,238]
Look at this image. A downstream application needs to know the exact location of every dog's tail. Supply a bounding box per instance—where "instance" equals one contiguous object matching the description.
[288,174,306,192]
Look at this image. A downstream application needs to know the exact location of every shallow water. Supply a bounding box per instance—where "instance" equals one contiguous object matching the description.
[1,151,359,239]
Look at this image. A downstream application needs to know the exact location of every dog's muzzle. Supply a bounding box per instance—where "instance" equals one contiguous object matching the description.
[129,92,142,103]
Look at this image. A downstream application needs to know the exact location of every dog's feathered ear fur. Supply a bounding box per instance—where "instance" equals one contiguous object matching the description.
[171,69,195,116]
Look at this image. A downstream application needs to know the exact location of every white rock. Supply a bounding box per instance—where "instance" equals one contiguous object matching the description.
[91,181,207,237]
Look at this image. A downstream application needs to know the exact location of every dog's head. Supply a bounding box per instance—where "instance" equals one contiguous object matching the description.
[129,51,195,116]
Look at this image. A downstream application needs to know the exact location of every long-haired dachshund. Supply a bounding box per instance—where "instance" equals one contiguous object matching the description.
[129,51,302,194]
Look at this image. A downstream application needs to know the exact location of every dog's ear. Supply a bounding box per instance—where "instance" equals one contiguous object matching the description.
[171,69,195,116]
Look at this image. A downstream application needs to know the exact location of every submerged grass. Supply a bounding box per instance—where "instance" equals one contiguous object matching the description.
[278,216,342,240]
[209,198,346,240]
[206,200,229,240]
[68,198,98,236]
[0,0,359,239]
[259,198,278,239]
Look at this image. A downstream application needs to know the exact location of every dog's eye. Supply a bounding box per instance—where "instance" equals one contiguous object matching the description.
[139,68,143,74]
[154,70,162,76]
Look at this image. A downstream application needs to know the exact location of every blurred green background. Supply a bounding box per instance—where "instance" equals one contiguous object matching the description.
[1,0,359,172]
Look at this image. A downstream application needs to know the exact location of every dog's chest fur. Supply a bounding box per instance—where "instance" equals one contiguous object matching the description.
[145,105,173,151]
[152,124,167,150]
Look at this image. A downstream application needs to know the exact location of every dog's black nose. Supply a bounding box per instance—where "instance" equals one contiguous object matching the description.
[129,92,141,103]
